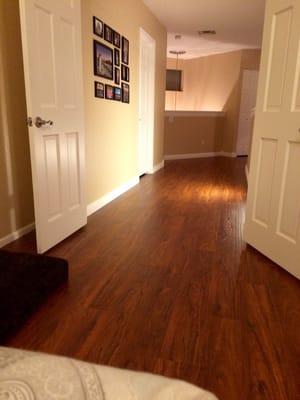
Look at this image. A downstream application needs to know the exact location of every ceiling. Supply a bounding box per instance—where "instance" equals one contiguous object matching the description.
[143,0,266,59]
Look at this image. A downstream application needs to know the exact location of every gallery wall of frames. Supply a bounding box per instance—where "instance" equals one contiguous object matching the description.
[93,16,130,103]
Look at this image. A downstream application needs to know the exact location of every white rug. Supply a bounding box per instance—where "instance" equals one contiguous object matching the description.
[0,347,218,399]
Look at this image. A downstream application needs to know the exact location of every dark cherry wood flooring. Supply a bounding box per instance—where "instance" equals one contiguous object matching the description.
[3,158,300,400]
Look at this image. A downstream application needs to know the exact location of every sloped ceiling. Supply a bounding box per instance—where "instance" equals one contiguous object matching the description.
[143,0,266,58]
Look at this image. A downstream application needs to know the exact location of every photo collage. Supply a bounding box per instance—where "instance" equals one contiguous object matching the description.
[93,17,130,103]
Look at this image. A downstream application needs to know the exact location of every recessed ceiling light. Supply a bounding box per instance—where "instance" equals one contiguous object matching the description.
[198,30,216,35]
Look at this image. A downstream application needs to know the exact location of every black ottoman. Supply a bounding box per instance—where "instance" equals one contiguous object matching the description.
[0,250,68,342]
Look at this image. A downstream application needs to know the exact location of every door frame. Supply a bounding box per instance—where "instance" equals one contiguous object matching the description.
[236,69,259,156]
[138,27,156,175]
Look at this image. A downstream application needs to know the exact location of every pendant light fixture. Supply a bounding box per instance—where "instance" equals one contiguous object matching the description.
[169,50,186,110]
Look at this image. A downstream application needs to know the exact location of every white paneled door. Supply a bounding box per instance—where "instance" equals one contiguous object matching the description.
[244,0,300,279]
[19,0,86,253]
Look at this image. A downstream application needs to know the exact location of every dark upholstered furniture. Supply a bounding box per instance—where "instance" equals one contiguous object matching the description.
[0,250,68,342]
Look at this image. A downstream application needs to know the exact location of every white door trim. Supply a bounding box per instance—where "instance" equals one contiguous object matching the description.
[236,69,259,156]
[138,27,156,175]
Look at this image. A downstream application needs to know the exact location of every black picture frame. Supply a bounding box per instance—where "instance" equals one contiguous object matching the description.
[93,16,104,38]
[115,68,120,85]
[104,24,113,43]
[114,48,120,66]
[121,64,126,81]
[122,36,129,65]
[121,65,129,82]
[122,83,130,103]
[114,86,122,101]
[105,84,114,100]
[113,31,121,48]
[93,40,113,80]
[94,81,105,98]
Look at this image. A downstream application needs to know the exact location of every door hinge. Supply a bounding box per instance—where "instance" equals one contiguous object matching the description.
[27,117,33,127]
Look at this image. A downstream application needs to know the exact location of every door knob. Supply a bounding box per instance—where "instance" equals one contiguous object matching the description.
[35,116,53,128]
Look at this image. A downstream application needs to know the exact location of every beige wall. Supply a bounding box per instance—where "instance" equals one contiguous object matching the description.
[0,0,166,242]
[82,0,167,205]
[0,0,34,239]
[165,49,261,155]
[166,51,242,112]
[164,115,224,155]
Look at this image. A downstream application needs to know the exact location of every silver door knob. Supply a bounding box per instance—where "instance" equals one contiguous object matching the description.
[35,116,53,128]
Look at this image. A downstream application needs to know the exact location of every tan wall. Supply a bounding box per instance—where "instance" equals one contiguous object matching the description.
[164,116,224,155]
[82,0,167,204]
[241,49,262,70]
[0,0,166,242]
[166,51,242,112]
[0,0,34,239]
[165,49,261,155]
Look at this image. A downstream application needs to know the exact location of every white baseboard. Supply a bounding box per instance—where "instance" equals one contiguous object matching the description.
[0,177,140,246]
[245,164,249,183]
[149,160,165,174]
[164,152,217,160]
[219,151,237,158]
[0,222,35,248]
[87,176,139,217]
[164,152,237,160]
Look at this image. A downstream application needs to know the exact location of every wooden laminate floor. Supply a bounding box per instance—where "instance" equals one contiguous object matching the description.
[3,158,300,400]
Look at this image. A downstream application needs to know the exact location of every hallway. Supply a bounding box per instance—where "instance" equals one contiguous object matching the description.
[4,158,300,400]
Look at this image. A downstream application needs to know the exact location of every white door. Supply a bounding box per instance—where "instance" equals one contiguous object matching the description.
[138,28,155,176]
[244,0,300,279]
[236,70,259,156]
[19,0,86,253]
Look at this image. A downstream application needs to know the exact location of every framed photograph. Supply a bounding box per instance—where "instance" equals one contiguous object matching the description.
[94,81,105,98]
[113,31,121,48]
[115,68,120,85]
[114,48,120,66]
[121,64,126,81]
[121,65,129,82]
[122,83,130,103]
[94,40,113,80]
[93,16,103,38]
[104,24,113,43]
[105,84,114,100]
[114,86,122,101]
[122,36,129,65]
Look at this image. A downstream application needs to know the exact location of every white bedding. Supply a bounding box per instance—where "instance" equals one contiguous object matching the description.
[0,347,217,399]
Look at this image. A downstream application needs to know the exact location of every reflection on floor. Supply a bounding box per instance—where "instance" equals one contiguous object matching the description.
[4,157,300,400]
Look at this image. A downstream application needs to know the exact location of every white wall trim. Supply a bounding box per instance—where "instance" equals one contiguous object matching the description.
[149,160,165,174]
[0,222,35,248]
[165,111,225,118]
[165,152,217,160]
[1,177,140,246]
[220,151,237,158]
[164,152,237,160]
[245,164,249,183]
[138,28,156,176]
[87,176,139,217]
